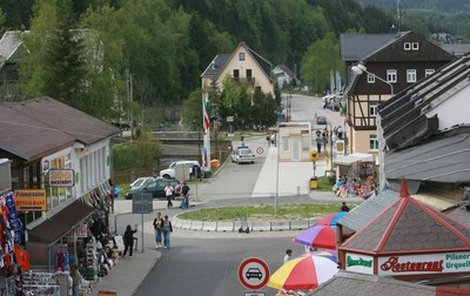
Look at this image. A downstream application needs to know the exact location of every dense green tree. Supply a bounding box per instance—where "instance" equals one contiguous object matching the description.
[20,0,60,99]
[301,33,344,94]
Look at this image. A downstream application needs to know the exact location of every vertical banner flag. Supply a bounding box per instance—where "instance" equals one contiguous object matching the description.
[203,94,211,133]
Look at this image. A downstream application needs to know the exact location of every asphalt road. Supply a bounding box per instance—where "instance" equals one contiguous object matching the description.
[200,136,269,201]
[131,93,343,296]
[134,235,305,296]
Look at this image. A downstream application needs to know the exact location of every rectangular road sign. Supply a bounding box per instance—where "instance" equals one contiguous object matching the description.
[132,192,153,214]
[244,292,265,296]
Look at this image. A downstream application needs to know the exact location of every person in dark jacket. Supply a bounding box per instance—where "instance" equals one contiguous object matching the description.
[122,224,137,257]
[162,215,173,249]
[180,182,190,209]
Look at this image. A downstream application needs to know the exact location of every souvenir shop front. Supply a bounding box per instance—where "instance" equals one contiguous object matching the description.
[333,153,376,198]
[25,181,118,296]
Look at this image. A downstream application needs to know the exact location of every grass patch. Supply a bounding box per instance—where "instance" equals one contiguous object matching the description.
[178,203,340,221]
[317,176,335,191]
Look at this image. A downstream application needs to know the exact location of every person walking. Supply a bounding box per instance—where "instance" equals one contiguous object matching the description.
[70,264,84,296]
[162,215,173,249]
[122,224,137,257]
[164,183,174,208]
[316,135,323,155]
[180,182,190,209]
[283,249,293,264]
[153,212,163,249]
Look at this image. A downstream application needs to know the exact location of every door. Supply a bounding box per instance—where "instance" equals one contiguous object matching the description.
[292,139,301,161]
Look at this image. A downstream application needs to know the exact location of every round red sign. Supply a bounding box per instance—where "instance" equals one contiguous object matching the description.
[238,257,270,290]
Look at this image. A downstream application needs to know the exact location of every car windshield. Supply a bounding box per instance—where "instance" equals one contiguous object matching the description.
[240,149,253,155]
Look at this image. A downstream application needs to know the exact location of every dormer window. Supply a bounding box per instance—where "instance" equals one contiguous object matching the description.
[412,42,419,51]
[367,73,375,84]
[404,42,411,51]
[239,52,245,61]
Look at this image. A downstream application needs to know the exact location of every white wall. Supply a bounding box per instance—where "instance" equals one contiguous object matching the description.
[425,84,470,130]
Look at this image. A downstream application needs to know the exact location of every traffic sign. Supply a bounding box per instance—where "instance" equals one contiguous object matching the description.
[256,147,264,155]
[309,149,319,161]
[132,192,153,214]
[244,292,265,296]
[238,257,270,290]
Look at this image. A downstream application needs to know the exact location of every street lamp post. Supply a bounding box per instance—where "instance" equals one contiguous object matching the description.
[351,63,394,95]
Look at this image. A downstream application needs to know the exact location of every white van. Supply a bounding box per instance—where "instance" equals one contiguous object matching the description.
[159,160,211,180]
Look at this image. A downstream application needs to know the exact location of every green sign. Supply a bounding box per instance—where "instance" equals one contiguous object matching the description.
[347,255,373,267]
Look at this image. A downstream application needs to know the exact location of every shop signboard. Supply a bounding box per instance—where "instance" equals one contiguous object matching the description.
[345,253,374,275]
[378,252,470,276]
[49,169,75,187]
[74,224,88,238]
[14,189,47,211]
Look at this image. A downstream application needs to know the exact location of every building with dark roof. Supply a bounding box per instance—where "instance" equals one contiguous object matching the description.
[340,31,455,157]
[338,180,470,285]
[201,42,273,95]
[0,97,120,269]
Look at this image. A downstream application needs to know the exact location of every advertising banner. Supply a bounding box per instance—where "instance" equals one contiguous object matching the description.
[14,189,47,211]
[49,169,75,187]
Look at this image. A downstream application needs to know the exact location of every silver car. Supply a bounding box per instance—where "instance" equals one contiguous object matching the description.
[231,147,255,164]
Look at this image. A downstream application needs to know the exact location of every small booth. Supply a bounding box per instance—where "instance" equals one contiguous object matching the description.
[333,153,375,198]
[338,180,470,286]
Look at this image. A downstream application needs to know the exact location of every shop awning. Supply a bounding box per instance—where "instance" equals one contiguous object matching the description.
[334,153,373,166]
[27,199,95,245]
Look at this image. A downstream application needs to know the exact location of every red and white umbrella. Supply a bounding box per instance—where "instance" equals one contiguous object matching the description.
[268,254,338,290]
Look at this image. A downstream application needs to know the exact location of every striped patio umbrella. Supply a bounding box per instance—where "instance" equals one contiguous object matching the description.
[316,211,347,226]
[293,225,336,249]
[268,255,338,290]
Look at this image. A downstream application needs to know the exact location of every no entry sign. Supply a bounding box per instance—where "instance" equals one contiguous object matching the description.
[238,257,270,290]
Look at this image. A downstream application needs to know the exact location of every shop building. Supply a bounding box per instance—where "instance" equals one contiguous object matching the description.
[0,97,120,276]
[338,180,470,287]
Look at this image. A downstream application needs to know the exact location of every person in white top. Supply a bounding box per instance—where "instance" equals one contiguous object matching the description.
[283,249,293,264]
[164,184,174,208]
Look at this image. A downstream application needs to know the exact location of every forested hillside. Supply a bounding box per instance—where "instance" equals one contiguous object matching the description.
[0,0,395,122]
[361,0,470,41]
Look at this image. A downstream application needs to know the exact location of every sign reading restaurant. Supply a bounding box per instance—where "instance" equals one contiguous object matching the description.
[378,253,470,276]
[345,253,374,275]
[49,169,75,187]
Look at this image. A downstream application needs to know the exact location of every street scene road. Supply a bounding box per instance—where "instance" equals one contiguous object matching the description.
[127,94,340,296]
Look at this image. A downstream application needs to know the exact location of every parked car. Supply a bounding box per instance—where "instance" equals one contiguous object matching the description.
[316,115,327,125]
[159,160,211,180]
[125,177,180,199]
[231,147,255,164]
[129,176,154,190]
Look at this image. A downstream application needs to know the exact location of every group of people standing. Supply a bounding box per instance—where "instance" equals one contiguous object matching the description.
[164,181,190,209]
[153,212,173,249]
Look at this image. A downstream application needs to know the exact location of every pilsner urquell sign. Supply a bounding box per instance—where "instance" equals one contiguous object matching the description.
[378,253,470,276]
[49,169,75,187]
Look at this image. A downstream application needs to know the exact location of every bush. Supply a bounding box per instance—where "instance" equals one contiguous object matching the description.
[113,131,161,171]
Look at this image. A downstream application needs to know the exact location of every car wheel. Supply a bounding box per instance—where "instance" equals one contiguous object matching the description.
[162,174,171,179]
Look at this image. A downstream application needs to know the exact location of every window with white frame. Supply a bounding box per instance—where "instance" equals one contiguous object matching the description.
[239,52,245,61]
[425,69,435,77]
[282,136,289,151]
[412,42,419,51]
[406,69,417,83]
[369,102,379,116]
[404,42,411,51]
[369,134,379,150]
[367,73,375,83]
[386,69,397,83]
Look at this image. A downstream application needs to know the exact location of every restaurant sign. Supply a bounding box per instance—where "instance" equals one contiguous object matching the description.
[14,189,47,211]
[345,253,374,275]
[378,253,470,276]
[49,169,75,187]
